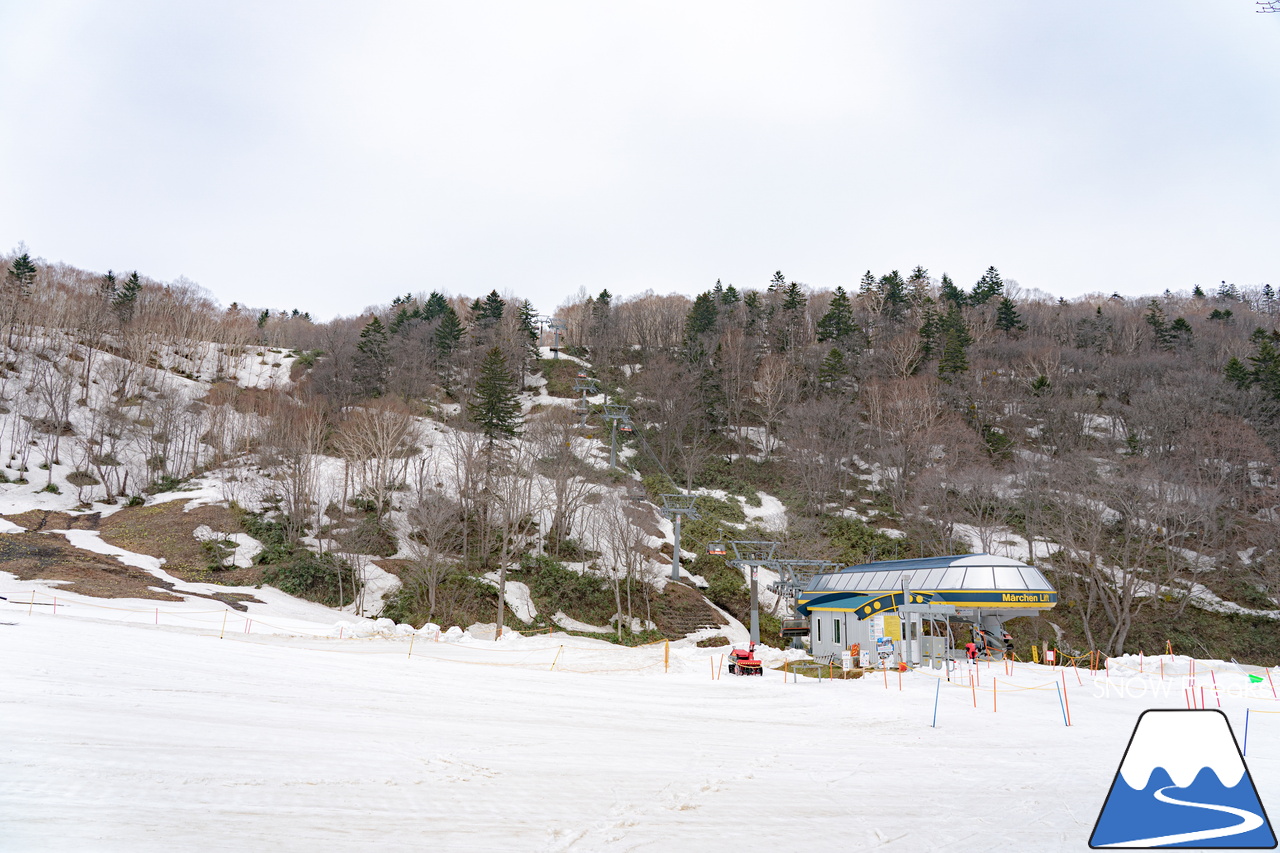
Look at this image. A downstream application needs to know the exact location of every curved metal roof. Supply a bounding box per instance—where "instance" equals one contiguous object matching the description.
[803,553,1053,596]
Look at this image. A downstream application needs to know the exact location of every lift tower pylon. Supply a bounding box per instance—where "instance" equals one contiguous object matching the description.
[659,494,700,583]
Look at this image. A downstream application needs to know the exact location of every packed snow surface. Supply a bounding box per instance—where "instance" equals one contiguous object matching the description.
[4,588,1280,852]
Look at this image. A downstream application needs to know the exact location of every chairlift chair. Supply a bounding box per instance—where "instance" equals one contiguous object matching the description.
[707,542,727,556]
[780,618,810,639]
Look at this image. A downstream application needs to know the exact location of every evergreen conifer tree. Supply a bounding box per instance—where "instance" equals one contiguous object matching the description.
[480,290,506,325]
[1192,285,1206,299]
[907,266,932,304]
[6,253,36,296]
[937,305,971,381]
[434,306,463,360]
[469,347,521,440]
[995,296,1025,333]
[1170,317,1193,348]
[1261,283,1276,316]
[818,347,850,392]
[1224,356,1251,389]
[858,270,877,297]
[817,286,857,344]
[768,271,786,293]
[518,300,539,346]
[721,284,740,305]
[1246,329,1280,400]
[919,305,941,359]
[112,271,143,324]
[354,316,391,397]
[422,291,450,322]
[100,269,117,301]
[939,273,965,306]
[1145,300,1175,351]
[876,270,907,317]
[684,292,718,339]
[781,280,806,311]
[970,266,1004,305]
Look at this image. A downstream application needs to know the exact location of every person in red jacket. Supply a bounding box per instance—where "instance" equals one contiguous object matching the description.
[965,641,978,664]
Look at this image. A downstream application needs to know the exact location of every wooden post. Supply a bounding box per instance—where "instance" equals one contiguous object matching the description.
[408,633,415,659]
[28,591,34,616]
[220,611,227,639]
[993,678,997,713]
[664,640,669,673]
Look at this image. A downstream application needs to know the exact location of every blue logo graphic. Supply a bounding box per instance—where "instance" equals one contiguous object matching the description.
[1091,709,1276,848]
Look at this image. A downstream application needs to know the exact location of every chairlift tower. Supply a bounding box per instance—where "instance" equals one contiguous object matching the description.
[659,494,700,582]
[721,540,838,646]
[572,374,598,428]
[602,404,632,469]
[540,317,566,359]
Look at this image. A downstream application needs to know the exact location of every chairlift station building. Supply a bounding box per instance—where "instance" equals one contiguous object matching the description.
[795,554,1057,664]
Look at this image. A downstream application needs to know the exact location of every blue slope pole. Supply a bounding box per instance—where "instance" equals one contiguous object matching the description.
[1244,709,1251,757]
[932,678,941,728]
[1056,683,1069,727]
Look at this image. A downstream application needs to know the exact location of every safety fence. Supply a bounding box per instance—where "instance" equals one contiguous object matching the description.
[7,588,1279,694]
[0,587,760,678]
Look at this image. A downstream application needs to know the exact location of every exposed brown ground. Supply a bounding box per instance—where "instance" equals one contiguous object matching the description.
[0,533,184,601]
[1,502,262,610]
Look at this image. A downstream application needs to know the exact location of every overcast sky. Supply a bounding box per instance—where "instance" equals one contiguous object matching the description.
[1,1,1277,319]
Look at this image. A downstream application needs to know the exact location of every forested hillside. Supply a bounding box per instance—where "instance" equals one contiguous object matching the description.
[3,250,1279,661]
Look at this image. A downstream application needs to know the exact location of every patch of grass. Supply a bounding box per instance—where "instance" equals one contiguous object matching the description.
[537,358,586,398]
[66,470,100,487]
[144,474,184,495]
[40,483,60,494]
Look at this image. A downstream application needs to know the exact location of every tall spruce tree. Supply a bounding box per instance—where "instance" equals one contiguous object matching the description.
[683,291,719,354]
[818,347,850,392]
[970,266,1004,305]
[937,305,972,381]
[939,273,966,306]
[112,271,143,324]
[469,347,521,440]
[878,270,907,314]
[434,306,463,359]
[995,296,1025,333]
[422,291,450,322]
[354,316,391,397]
[1145,300,1175,352]
[6,253,36,296]
[817,286,857,345]
[781,280,806,312]
[479,290,506,325]
[100,269,117,301]
[906,266,932,304]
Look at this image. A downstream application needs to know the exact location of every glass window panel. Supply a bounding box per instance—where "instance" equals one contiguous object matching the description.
[963,567,995,588]
[866,571,889,589]
[1021,568,1051,590]
[938,567,967,588]
[918,569,945,588]
[992,567,1027,589]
